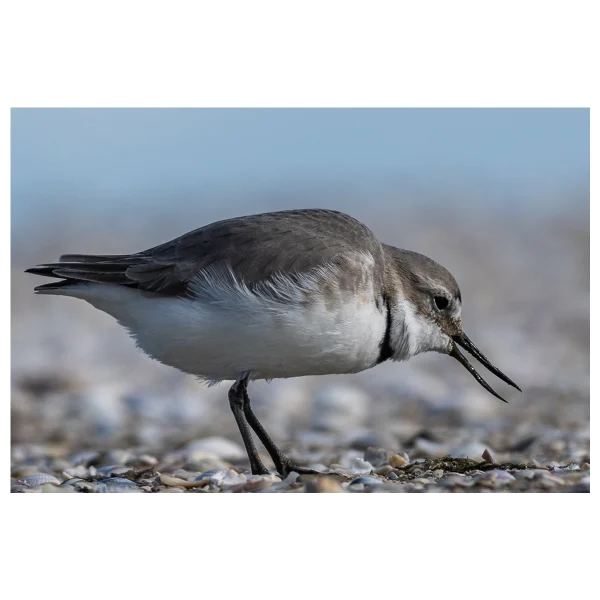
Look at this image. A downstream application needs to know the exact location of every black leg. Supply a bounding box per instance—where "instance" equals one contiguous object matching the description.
[228,378,269,475]
[241,381,320,478]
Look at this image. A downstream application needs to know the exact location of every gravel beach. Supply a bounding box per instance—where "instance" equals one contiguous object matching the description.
[11,204,589,493]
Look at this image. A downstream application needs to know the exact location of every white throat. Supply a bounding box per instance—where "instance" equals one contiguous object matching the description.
[390,300,451,361]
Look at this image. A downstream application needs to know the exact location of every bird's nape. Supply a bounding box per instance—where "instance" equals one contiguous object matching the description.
[449,332,521,402]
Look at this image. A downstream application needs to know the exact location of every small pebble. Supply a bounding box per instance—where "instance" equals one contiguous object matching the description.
[304,477,344,493]
[19,473,61,487]
[349,476,382,491]
[475,470,516,487]
[374,465,394,476]
[98,483,143,493]
[364,447,390,468]
[349,457,373,475]
[130,454,159,468]
[389,454,408,468]
[160,474,209,489]
[99,477,138,487]
[441,475,473,488]
[194,469,228,485]
[482,448,496,463]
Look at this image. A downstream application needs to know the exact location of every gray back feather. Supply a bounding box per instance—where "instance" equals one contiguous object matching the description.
[33,209,386,296]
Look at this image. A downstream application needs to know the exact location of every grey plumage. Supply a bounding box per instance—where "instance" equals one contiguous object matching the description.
[28,209,388,296]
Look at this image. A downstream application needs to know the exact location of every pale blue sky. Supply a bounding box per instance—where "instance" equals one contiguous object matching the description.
[11,108,589,226]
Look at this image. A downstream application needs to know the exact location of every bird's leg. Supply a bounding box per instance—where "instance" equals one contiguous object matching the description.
[228,378,269,475]
[240,381,320,478]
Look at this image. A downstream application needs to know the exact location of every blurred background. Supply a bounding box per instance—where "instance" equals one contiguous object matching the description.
[11,109,589,470]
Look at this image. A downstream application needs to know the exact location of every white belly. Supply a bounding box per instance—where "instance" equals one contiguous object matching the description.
[69,264,387,383]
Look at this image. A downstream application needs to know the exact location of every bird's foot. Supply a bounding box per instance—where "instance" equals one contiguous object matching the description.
[277,459,322,478]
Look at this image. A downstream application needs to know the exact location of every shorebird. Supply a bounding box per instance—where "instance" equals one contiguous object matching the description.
[26,209,520,476]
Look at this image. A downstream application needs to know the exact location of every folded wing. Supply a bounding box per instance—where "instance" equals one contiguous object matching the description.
[27,209,384,296]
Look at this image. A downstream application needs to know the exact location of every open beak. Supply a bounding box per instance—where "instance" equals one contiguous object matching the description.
[450,332,521,403]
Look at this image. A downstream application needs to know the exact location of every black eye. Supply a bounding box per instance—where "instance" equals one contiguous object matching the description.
[434,296,449,310]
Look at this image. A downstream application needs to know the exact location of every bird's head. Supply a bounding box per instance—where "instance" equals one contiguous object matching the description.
[384,246,521,402]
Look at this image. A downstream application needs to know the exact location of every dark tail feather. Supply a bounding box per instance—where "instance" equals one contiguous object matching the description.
[52,269,131,285]
[59,253,138,263]
[26,256,135,285]
[25,266,64,279]
[33,280,78,294]
[54,262,130,273]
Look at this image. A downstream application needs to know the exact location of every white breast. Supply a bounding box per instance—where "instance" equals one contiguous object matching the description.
[68,255,387,383]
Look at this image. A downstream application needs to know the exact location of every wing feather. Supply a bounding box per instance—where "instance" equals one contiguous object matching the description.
[27,209,384,296]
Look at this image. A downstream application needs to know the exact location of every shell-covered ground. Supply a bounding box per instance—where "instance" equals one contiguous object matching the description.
[11,436,589,493]
[11,202,589,493]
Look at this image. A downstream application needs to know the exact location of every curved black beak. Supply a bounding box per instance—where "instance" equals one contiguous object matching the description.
[450,332,522,403]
